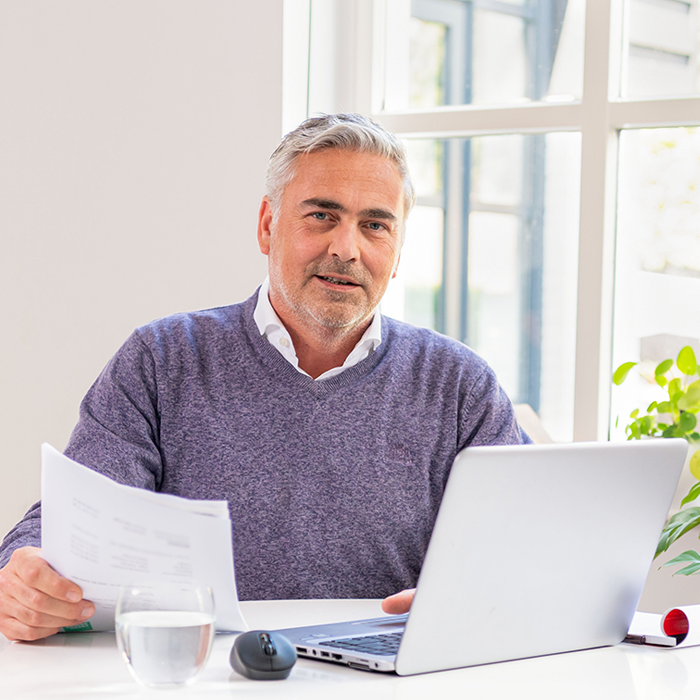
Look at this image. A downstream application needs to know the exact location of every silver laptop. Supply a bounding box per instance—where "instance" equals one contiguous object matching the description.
[278,439,687,675]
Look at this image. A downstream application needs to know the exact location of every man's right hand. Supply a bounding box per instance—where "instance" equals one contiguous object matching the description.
[0,546,95,641]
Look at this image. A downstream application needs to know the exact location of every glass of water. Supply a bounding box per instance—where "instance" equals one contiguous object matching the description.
[115,583,215,688]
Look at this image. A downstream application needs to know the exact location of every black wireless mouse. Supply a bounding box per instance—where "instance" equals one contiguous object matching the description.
[230,630,297,680]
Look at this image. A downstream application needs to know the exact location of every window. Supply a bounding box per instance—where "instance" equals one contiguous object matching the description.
[610,126,700,439]
[382,132,580,441]
[382,0,585,442]
[296,0,700,441]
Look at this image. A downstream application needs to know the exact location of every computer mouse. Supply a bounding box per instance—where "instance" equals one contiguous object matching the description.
[229,630,297,680]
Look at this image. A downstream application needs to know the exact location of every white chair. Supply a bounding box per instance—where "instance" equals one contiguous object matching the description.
[513,404,554,444]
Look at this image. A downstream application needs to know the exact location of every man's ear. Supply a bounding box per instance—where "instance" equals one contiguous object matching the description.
[391,252,401,279]
[257,197,273,255]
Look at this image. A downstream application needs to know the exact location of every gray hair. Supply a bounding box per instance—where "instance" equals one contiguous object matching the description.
[265,113,416,224]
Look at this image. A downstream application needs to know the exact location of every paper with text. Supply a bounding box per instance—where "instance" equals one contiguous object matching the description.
[41,444,247,633]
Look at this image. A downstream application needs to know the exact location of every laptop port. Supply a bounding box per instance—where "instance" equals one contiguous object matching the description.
[320,651,329,658]
[331,654,342,660]
[347,662,371,671]
[296,647,307,654]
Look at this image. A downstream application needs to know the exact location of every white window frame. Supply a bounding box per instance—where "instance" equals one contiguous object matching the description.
[288,0,700,441]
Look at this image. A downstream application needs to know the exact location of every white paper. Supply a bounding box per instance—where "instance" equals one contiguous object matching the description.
[41,444,247,633]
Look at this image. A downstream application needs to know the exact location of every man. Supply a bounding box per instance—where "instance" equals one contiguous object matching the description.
[0,114,529,642]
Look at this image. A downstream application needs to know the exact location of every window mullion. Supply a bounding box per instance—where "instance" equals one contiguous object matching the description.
[374,102,583,137]
[609,96,700,129]
[573,0,624,441]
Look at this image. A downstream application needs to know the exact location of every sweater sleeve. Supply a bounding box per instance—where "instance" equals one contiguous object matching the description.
[62,330,164,489]
[459,364,532,449]
[0,504,41,569]
[0,331,163,568]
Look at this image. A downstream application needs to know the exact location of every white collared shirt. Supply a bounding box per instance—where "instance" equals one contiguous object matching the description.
[253,277,382,381]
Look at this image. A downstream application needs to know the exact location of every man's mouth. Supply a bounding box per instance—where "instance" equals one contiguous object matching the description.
[316,275,359,287]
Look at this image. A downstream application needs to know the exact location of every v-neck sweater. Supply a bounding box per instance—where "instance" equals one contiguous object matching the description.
[0,290,530,599]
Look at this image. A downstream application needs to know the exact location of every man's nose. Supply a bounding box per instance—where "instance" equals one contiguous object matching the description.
[327,221,361,262]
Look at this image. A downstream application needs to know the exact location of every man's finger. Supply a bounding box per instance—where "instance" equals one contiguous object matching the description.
[0,613,62,643]
[381,588,415,614]
[7,576,94,622]
[4,591,93,629]
[12,548,84,603]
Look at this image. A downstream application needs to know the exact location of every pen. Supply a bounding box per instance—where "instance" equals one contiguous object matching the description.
[623,634,677,647]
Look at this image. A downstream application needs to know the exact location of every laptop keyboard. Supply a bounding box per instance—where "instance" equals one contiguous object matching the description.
[319,631,404,656]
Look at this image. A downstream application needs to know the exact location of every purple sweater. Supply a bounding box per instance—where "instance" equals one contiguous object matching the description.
[1,291,529,599]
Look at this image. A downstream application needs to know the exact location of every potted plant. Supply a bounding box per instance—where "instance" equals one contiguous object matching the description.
[613,346,700,574]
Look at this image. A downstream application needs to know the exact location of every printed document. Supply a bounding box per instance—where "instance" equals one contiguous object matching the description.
[41,444,247,632]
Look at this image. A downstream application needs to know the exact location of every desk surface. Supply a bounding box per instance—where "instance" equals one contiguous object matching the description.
[0,599,698,699]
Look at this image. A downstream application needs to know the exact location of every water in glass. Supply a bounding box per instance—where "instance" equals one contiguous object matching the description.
[115,583,215,688]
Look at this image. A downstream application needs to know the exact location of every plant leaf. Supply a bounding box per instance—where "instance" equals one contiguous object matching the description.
[647,401,658,413]
[678,346,698,376]
[661,549,700,575]
[613,362,637,385]
[630,409,639,419]
[679,412,698,434]
[657,401,672,413]
[668,561,700,576]
[655,359,674,377]
[663,550,700,565]
[680,395,700,416]
[657,375,668,388]
[690,450,700,481]
[656,507,700,558]
[669,378,682,399]
[681,482,700,507]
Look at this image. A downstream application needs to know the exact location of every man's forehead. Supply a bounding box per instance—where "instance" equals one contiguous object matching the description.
[285,150,404,209]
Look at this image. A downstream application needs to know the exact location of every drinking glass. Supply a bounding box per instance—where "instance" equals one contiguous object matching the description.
[115,583,215,688]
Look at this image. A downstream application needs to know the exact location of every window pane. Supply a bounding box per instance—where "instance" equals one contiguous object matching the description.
[472,9,528,103]
[383,132,581,441]
[471,135,523,206]
[409,18,448,108]
[396,0,585,108]
[623,0,700,98]
[611,127,700,440]
[467,211,521,393]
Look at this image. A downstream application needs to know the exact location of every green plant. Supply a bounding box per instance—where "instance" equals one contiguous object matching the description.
[613,345,700,575]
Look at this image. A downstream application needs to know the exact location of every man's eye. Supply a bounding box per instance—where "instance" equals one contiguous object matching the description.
[368,222,386,231]
[312,212,328,221]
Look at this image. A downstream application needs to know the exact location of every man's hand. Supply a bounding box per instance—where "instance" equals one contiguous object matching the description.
[0,547,95,641]
[381,588,415,614]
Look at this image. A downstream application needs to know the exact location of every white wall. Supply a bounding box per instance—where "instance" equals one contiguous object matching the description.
[0,1,283,537]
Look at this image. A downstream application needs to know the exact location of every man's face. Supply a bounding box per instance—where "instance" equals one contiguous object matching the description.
[257,148,405,338]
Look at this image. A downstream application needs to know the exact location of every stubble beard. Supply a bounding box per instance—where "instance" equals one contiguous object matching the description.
[269,259,378,334]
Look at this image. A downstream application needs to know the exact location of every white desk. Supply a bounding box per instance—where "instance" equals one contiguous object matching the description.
[0,599,698,699]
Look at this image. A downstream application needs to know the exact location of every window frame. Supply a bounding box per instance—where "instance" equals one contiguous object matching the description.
[296,0,700,440]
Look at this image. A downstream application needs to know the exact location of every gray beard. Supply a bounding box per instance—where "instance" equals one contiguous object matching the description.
[271,267,374,332]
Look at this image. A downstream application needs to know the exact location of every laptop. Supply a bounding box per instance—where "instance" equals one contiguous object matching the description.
[278,439,687,675]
